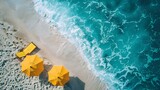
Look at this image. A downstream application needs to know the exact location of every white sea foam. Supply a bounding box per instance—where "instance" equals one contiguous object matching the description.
[31,0,129,89]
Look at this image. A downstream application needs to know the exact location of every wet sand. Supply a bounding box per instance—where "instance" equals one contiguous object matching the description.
[0,0,107,90]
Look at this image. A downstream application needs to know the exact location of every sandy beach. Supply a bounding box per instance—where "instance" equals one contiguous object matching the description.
[0,0,107,90]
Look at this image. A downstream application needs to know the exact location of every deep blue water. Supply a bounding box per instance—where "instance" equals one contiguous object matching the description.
[33,0,160,89]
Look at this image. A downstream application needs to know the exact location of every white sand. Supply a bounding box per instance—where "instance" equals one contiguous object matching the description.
[0,0,107,90]
[0,20,60,90]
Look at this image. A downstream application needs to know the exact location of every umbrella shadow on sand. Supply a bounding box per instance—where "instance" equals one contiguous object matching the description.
[39,64,53,86]
[64,77,85,90]
[39,65,85,90]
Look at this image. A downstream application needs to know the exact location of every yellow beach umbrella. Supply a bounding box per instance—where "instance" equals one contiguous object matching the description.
[20,55,44,77]
[48,65,70,86]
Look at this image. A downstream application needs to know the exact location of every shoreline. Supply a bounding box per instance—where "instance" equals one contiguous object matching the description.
[0,0,107,90]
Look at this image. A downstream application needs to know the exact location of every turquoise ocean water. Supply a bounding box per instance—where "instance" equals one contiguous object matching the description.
[33,0,160,89]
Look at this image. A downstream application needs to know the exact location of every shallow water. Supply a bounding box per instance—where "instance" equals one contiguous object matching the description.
[33,0,160,89]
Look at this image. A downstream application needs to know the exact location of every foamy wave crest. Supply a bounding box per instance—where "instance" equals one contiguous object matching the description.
[32,0,115,89]
[32,0,152,89]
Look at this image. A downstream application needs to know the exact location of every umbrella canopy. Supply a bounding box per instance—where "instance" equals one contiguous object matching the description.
[20,55,44,77]
[48,65,69,86]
